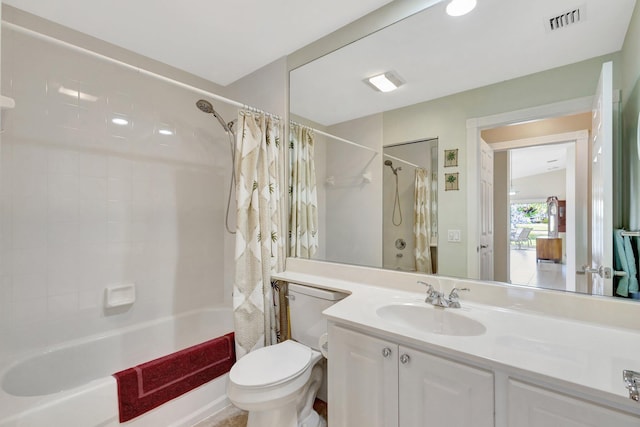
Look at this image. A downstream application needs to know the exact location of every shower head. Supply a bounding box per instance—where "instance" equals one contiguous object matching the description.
[196,99,232,134]
[384,159,401,175]
[196,99,214,114]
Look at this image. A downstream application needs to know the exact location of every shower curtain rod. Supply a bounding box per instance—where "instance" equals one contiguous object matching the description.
[3,21,280,120]
[383,153,420,169]
[291,121,379,155]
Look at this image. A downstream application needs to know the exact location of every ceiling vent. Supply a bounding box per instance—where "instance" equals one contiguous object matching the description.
[546,5,585,32]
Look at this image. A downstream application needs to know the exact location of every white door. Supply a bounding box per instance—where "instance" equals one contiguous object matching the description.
[480,140,494,280]
[399,346,494,427]
[328,324,398,427]
[590,61,614,296]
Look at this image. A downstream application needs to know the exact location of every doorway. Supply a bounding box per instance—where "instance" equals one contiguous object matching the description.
[466,102,592,291]
[506,143,575,291]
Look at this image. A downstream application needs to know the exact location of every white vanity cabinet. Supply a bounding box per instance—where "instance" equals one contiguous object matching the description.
[328,323,494,427]
[507,380,640,427]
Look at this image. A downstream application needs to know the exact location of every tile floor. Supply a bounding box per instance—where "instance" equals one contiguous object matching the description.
[195,400,328,427]
[510,247,566,291]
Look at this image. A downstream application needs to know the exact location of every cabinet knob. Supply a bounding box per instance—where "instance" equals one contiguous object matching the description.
[382,347,392,358]
[400,354,410,364]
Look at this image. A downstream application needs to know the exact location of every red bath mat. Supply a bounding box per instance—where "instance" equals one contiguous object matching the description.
[113,332,235,422]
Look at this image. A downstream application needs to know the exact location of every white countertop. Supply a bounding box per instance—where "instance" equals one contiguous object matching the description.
[273,270,640,413]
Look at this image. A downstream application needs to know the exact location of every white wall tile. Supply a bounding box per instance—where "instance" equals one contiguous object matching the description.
[47,293,78,318]
[2,26,232,358]
[48,173,79,200]
[78,153,107,178]
[79,177,107,200]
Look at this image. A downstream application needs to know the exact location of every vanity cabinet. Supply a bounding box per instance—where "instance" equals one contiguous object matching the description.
[328,324,494,427]
[507,380,640,427]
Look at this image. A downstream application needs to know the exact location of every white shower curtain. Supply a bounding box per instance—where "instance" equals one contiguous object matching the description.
[233,110,286,358]
[414,168,433,273]
[289,123,318,258]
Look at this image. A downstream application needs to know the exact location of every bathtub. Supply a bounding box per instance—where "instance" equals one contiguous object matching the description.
[0,307,234,426]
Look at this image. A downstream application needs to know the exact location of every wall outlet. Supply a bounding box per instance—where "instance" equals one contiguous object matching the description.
[447,229,461,242]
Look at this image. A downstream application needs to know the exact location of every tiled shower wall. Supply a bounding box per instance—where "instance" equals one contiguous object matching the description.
[0,25,235,359]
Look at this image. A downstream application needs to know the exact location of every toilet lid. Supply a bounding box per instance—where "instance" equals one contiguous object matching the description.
[230,340,312,387]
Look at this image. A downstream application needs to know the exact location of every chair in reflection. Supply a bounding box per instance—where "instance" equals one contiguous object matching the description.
[511,227,533,250]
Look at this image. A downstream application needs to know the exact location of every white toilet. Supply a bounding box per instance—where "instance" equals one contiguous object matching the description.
[227,283,345,427]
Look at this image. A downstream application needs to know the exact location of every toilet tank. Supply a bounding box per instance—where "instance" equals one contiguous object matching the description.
[288,283,347,350]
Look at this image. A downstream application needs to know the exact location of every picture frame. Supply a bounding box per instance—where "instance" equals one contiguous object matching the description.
[445,172,459,191]
[444,149,458,167]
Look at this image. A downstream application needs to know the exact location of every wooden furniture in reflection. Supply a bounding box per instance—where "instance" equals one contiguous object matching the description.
[536,237,562,263]
[558,200,566,233]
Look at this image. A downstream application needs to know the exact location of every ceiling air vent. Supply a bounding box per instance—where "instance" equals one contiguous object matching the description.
[547,6,585,32]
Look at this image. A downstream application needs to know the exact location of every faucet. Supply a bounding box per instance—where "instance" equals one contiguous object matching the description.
[447,287,471,308]
[418,281,470,309]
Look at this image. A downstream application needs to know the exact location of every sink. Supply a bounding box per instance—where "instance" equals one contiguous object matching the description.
[376,304,486,336]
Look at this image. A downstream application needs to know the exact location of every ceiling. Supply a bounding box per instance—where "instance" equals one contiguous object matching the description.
[290,0,637,126]
[511,143,570,181]
[2,0,394,86]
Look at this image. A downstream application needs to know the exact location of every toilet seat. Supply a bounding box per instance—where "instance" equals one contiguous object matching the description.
[229,341,313,388]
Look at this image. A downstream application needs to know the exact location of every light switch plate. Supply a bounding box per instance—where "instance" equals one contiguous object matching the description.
[447,229,461,242]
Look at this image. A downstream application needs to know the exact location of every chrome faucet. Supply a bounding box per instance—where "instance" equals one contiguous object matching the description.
[447,287,471,308]
[418,281,470,309]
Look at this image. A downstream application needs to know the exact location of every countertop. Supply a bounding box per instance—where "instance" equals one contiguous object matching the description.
[273,270,640,413]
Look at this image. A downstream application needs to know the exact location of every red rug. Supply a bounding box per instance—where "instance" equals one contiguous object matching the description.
[113,332,235,422]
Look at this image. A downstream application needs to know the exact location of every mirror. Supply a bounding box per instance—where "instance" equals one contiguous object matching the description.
[289,0,640,297]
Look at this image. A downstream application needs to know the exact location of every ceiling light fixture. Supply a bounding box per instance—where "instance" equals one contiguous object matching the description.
[446,0,477,17]
[158,129,173,135]
[365,71,404,93]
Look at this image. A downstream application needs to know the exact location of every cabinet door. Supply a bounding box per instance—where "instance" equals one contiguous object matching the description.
[508,379,640,427]
[328,324,399,427]
[399,346,494,427]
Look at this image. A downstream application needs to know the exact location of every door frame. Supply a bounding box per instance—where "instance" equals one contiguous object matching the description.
[466,96,594,279]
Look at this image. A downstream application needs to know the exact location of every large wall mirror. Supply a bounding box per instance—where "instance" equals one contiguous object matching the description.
[289,0,640,299]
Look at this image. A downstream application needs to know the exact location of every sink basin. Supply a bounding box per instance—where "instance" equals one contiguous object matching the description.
[376,304,486,336]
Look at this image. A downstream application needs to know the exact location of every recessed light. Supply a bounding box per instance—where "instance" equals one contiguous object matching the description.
[446,0,477,17]
[111,117,129,126]
[158,129,173,136]
[365,71,404,92]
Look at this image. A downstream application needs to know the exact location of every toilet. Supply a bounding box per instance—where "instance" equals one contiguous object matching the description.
[227,283,346,427]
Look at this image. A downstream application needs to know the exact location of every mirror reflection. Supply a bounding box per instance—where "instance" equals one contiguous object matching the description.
[289,0,640,299]
[382,139,438,273]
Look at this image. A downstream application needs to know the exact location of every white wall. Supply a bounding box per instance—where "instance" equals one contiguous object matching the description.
[323,114,383,267]
[0,24,233,359]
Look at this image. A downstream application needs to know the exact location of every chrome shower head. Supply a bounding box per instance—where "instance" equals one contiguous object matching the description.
[384,160,393,166]
[196,99,232,133]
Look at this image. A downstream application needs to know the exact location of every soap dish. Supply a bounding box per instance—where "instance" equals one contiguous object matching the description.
[105,283,136,308]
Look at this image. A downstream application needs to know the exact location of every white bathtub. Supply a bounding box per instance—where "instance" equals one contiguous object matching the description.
[0,307,234,426]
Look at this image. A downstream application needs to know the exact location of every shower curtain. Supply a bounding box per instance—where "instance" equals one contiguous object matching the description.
[414,168,433,273]
[289,123,318,258]
[233,110,286,358]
